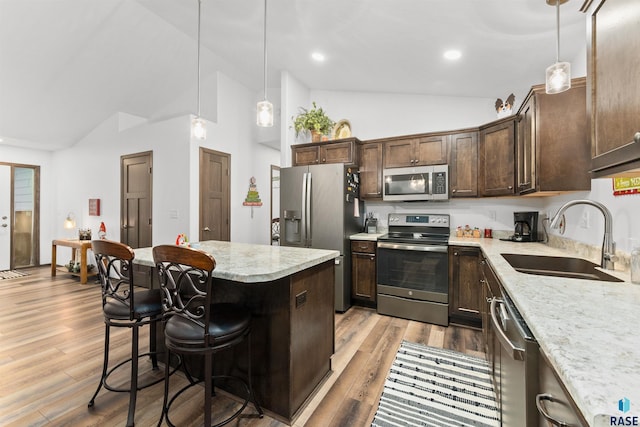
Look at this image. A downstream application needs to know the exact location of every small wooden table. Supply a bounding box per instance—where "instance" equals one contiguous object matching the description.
[51,239,95,284]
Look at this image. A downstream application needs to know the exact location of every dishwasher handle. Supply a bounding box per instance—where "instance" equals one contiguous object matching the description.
[490,297,525,361]
[536,393,576,427]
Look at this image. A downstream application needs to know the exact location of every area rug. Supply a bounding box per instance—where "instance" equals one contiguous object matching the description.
[0,270,29,279]
[371,341,499,427]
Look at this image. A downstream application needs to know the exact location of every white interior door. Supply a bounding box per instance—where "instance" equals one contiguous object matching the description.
[0,165,11,270]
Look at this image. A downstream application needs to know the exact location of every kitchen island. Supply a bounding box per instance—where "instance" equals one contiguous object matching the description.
[133,241,340,424]
[450,236,640,427]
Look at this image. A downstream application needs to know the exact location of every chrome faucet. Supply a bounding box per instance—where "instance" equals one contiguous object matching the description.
[549,199,617,270]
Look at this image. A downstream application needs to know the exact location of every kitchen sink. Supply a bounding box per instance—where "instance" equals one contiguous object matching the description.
[501,253,623,282]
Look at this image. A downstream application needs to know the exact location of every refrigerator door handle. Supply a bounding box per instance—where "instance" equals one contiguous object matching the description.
[306,172,312,246]
[301,172,308,246]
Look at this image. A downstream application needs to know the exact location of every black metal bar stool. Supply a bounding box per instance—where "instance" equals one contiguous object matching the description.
[88,240,164,427]
[153,244,263,427]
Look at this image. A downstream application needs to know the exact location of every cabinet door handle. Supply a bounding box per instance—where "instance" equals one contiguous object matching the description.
[508,185,513,190]
[322,158,326,162]
[536,393,575,427]
[634,132,640,143]
[452,189,457,193]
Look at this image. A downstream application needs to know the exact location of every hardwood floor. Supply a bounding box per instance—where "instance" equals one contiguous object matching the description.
[0,267,484,427]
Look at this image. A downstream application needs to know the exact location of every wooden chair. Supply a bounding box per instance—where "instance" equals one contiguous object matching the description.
[153,244,263,427]
[89,240,164,427]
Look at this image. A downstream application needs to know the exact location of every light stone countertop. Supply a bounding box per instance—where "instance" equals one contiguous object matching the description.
[133,241,339,283]
[350,232,386,241]
[450,237,639,427]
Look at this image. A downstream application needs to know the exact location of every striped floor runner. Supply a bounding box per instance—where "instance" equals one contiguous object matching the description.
[372,341,499,427]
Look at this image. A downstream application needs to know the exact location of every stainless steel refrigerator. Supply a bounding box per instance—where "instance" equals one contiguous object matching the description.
[280,163,364,312]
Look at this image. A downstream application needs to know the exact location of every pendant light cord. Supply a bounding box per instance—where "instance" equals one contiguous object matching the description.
[555,0,560,63]
[263,0,268,100]
[197,0,202,117]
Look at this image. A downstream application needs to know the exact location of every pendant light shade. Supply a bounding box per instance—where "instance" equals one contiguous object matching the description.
[545,0,571,94]
[192,117,207,139]
[257,0,274,127]
[257,100,274,127]
[191,0,206,139]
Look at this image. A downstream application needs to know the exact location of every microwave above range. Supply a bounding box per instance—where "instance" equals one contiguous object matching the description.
[382,165,449,201]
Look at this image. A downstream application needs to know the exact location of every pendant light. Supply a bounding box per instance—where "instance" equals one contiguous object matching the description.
[545,0,571,94]
[257,0,273,127]
[192,0,207,139]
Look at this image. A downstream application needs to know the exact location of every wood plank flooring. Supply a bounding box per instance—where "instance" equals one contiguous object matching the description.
[0,267,484,427]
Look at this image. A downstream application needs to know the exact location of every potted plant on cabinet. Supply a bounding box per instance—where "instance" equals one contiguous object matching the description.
[292,102,335,142]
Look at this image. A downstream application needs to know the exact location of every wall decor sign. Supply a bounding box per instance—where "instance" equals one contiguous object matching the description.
[613,177,640,196]
[88,198,101,216]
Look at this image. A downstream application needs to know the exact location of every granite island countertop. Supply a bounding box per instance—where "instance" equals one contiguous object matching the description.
[450,237,640,427]
[133,240,339,283]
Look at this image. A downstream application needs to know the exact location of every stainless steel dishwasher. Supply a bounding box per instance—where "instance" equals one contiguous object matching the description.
[491,288,539,427]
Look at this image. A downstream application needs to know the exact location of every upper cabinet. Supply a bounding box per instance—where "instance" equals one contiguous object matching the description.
[358,142,383,200]
[583,0,640,177]
[382,133,449,168]
[291,138,360,166]
[516,78,591,194]
[479,117,516,197]
[449,131,479,197]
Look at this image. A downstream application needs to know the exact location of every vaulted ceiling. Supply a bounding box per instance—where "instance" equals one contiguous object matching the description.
[0,0,586,151]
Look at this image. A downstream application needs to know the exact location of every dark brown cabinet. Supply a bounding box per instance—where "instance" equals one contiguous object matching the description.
[449,131,479,197]
[480,252,501,413]
[382,133,449,168]
[583,0,640,177]
[448,246,481,327]
[351,240,376,306]
[479,117,516,197]
[516,78,590,194]
[358,142,383,199]
[291,138,359,166]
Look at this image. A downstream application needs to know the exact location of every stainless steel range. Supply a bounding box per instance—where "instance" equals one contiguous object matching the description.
[376,213,449,326]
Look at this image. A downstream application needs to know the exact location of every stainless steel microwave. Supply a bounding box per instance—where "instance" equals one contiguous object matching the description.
[382,165,449,201]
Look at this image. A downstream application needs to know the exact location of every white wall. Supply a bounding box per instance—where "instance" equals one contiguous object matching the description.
[192,72,280,245]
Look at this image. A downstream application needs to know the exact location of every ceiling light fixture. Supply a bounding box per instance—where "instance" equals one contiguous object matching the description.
[545,0,571,94]
[192,0,207,139]
[311,52,326,62]
[256,0,273,127]
[443,49,461,60]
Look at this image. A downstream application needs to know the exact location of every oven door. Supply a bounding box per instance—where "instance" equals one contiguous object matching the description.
[376,241,448,303]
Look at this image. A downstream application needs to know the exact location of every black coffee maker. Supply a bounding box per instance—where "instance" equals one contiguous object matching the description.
[511,211,539,242]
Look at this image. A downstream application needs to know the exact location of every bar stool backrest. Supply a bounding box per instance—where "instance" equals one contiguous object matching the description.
[91,239,137,320]
[152,245,217,346]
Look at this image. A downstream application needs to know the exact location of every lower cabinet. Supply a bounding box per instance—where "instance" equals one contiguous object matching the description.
[448,246,481,327]
[537,351,587,427]
[351,240,376,306]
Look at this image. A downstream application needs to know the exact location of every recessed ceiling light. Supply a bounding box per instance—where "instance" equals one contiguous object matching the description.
[311,52,326,62]
[443,49,462,60]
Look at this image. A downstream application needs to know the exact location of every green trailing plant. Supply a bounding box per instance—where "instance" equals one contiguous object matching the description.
[291,102,335,137]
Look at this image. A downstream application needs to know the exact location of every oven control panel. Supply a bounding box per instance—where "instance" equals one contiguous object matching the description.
[387,213,449,227]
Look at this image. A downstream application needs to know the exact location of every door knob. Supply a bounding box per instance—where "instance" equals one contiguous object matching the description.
[203,227,211,231]
[122,224,128,229]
